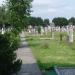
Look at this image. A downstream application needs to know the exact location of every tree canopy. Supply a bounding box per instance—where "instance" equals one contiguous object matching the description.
[29,17,44,27]
[68,17,75,25]
[43,19,50,27]
[29,17,37,27]
[7,0,33,32]
[36,17,43,26]
[52,17,68,28]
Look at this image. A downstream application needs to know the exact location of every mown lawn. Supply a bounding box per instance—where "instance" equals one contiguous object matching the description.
[26,32,75,70]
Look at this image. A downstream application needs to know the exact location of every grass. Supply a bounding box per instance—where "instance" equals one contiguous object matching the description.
[44,70,57,75]
[26,32,75,70]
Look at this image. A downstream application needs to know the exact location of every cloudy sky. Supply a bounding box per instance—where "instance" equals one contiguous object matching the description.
[0,0,75,20]
[31,0,75,20]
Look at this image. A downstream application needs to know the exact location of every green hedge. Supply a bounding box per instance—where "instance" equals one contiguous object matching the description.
[0,32,22,75]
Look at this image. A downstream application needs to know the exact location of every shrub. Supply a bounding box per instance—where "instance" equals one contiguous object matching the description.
[38,26,41,34]
[0,33,22,75]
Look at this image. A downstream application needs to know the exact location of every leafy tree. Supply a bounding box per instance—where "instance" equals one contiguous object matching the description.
[52,17,68,41]
[0,5,12,30]
[0,6,5,28]
[0,6,5,24]
[29,17,44,27]
[43,19,50,27]
[52,17,68,28]
[38,26,41,34]
[36,17,43,26]
[69,17,75,25]
[0,32,22,75]
[29,17,44,33]
[36,17,43,33]
[29,17,37,27]
[7,0,33,33]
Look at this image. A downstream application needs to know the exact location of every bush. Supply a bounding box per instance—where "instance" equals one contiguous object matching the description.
[0,33,22,75]
[38,26,41,34]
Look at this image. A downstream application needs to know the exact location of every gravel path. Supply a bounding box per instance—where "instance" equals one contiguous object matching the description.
[16,32,42,75]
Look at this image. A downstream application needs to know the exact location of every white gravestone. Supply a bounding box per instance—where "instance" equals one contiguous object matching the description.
[41,27,44,35]
[69,25,73,43]
[51,22,55,39]
[44,27,48,35]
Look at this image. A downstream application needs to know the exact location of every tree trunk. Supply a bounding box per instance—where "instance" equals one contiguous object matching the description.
[60,27,62,41]
[51,26,54,39]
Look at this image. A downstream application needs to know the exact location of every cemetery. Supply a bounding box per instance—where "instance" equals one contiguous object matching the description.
[25,23,75,75]
[0,0,75,75]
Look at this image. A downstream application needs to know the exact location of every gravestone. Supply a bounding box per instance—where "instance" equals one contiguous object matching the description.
[28,25,32,34]
[69,25,73,43]
[51,22,55,39]
[44,26,48,35]
[1,25,5,34]
[67,23,73,43]
[48,26,51,32]
[41,27,44,35]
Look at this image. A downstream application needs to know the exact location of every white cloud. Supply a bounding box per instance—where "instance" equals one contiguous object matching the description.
[0,0,75,20]
[31,0,75,20]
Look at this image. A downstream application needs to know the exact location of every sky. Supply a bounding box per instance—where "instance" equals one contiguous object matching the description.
[31,0,75,20]
[0,0,75,20]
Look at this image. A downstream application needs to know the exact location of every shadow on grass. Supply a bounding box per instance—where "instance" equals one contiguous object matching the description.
[67,41,75,51]
[37,60,75,70]
[28,43,40,47]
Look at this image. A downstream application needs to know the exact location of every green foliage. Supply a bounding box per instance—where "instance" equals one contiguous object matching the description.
[0,6,10,28]
[52,17,68,28]
[0,5,12,30]
[29,17,44,27]
[29,17,50,27]
[69,17,75,25]
[7,0,33,32]
[43,19,50,27]
[0,33,22,75]
[38,26,41,34]
[27,33,75,70]
[0,6,6,24]
[52,17,68,41]
[29,17,37,27]
[36,17,44,26]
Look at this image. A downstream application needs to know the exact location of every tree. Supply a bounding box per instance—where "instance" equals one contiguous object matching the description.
[0,6,10,34]
[7,0,33,33]
[29,17,37,27]
[29,17,44,34]
[0,33,22,75]
[36,17,43,33]
[43,19,50,27]
[52,17,68,28]
[29,17,44,26]
[0,6,6,25]
[36,17,44,26]
[52,17,68,41]
[69,17,75,25]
